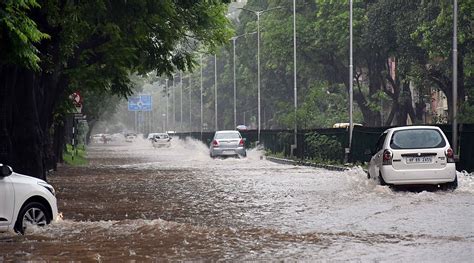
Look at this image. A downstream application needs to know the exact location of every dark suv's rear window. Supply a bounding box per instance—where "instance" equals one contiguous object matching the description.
[390,129,446,149]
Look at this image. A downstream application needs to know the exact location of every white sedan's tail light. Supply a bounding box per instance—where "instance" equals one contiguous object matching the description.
[212,140,219,147]
[445,148,455,163]
[382,149,393,165]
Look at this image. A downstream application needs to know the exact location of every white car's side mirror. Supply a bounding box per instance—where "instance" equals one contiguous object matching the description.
[0,164,13,177]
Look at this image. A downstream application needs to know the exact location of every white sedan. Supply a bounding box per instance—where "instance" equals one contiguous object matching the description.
[367,126,457,189]
[0,164,58,234]
[151,133,172,148]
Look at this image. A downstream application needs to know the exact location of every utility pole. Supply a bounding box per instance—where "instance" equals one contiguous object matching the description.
[214,54,218,131]
[200,54,203,139]
[452,0,458,158]
[165,79,169,132]
[239,6,281,143]
[180,72,183,133]
[347,0,354,163]
[232,37,237,128]
[172,76,176,131]
[292,0,298,157]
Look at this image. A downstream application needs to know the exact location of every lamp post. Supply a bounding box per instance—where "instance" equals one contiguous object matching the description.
[292,0,298,157]
[240,6,281,143]
[200,54,203,139]
[180,72,183,133]
[231,36,237,128]
[165,79,169,132]
[347,0,354,162]
[452,0,458,157]
[172,76,176,131]
[214,54,218,131]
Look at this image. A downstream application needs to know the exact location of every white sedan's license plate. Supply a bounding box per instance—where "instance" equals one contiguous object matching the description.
[223,150,234,154]
[406,156,432,164]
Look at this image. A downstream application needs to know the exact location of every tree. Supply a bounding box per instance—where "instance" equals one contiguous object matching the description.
[413,0,474,123]
[0,0,233,179]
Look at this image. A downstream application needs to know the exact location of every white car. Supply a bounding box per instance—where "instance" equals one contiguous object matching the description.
[209,130,247,158]
[367,126,457,189]
[0,164,58,234]
[151,133,172,148]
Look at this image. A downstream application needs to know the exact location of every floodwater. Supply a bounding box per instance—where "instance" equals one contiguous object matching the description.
[1,138,473,261]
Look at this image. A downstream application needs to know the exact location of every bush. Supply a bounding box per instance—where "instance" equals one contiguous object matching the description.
[304,132,343,162]
[63,144,87,166]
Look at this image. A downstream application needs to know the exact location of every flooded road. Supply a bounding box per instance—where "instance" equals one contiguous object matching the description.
[1,138,473,261]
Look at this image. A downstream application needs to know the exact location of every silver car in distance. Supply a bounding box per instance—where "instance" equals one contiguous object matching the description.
[210,130,247,158]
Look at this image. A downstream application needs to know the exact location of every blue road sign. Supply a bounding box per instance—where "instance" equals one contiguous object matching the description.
[128,95,152,111]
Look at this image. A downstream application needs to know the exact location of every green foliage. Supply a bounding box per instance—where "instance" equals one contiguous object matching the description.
[304,132,343,162]
[0,0,50,70]
[63,144,87,166]
[277,81,361,129]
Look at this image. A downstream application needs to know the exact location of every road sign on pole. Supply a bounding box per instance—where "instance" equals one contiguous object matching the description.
[128,95,152,111]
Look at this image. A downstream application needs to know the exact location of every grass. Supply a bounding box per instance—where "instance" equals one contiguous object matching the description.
[63,144,88,166]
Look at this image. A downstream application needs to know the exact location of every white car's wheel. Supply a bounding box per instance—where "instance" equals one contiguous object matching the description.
[14,202,51,234]
[443,175,458,190]
[378,172,388,186]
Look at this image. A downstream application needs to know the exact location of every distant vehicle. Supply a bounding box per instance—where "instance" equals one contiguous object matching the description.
[91,134,104,143]
[210,130,246,158]
[332,123,363,128]
[236,125,248,131]
[147,133,160,140]
[125,133,137,143]
[0,164,58,234]
[367,126,457,189]
[151,133,172,148]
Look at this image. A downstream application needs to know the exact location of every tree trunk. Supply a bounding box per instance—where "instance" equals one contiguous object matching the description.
[10,68,46,180]
[0,65,16,167]
[53,121,65,166]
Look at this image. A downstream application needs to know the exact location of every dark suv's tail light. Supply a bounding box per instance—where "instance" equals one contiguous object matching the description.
[212,140,219,147]
[445,148,455,163]
[382,149,393,165]
[239,139,244,146]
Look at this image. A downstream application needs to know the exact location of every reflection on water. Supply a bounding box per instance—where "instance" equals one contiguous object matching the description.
[1,139,473,261]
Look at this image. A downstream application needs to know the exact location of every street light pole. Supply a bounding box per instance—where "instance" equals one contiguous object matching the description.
[172,76,176,131]
[452,0,458,157]
[166,79,169,132]
[293,0,298,156]
[257,11,261,142]
[214,54,218,131]
[180,72,183,133]
[232,37,237,128]
[348,0,354,162]
[240,6,281,143]
[200,54,203,139]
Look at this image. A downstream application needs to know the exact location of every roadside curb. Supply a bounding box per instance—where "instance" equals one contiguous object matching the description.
[265,156,350,172]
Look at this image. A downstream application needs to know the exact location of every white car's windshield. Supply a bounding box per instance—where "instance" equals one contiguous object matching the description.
[390,129,446,149]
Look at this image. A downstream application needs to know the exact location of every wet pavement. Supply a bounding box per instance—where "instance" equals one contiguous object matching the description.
[1,138,473,261]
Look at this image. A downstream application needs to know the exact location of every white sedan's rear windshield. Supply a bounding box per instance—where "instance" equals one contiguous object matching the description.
[215,133,240,139]
[390,129,446,149]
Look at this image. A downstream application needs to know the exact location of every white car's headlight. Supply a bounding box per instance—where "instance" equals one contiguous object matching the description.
[38,182,56,196]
